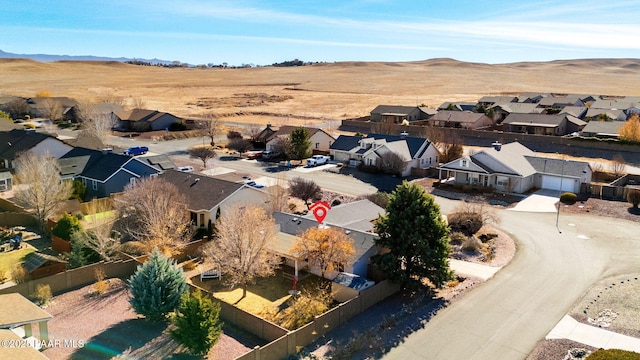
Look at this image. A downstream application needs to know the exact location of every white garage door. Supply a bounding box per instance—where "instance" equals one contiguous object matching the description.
[541,175,574,192]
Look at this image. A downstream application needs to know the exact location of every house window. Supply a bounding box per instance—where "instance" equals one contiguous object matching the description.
[129,177,136,186]
[461,159,468,167]
[199,214,205,227]
[470,174,481,185]
[497,176,509,188]
[315,142,320,149]
[92,180,97,190]
[82,178,87,186]
[0,179,7,191]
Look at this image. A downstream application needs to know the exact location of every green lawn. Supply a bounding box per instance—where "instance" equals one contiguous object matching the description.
[0,247,35,280]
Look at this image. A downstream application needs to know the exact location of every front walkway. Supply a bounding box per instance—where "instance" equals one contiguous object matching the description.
[547,315,640,353]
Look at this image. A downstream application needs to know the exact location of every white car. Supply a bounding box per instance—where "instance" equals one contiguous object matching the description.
[178,166,194,173]
[306,155,330,166]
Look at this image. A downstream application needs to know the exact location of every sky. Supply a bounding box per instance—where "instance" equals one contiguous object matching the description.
[2,0,640,66]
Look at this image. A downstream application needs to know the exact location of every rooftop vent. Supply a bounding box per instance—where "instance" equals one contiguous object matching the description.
[400,131,409,139]
[492,142,502,151]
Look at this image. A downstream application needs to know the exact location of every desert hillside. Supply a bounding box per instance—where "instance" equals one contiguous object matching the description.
[1,57,639,127]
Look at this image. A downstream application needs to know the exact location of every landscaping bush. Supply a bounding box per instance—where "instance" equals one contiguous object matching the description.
[118,241,146,256]
[91,267,110,296]
[52,213,82,240]
[32,284,52,307]
[461,237,483,254]
[11,265,28,283]
[627,189,640,208]
[587,349,640,360]
[449,232,466,245]
[560,192,577,204]
[169,121,187,131]
[362,192,390,209]
[447,211,483,236]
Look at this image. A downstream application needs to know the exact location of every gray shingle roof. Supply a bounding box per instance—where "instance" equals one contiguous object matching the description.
[301,199,383,232]
[580,121,624,136]
[525,156,590,177]
[370,105,417,115]
[0,129,60,160]
[158,169,244,211]
[60,147,131,181]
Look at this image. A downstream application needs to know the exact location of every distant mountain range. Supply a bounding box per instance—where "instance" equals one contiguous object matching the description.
[0,49,176,65]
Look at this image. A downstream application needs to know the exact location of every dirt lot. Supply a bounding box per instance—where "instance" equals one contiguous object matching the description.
[42,279,261,360]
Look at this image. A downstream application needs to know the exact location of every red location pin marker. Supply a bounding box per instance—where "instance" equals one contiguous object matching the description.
[310,201,331,224]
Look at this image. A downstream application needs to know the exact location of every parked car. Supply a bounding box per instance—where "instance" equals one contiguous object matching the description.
[123,146,149,156]
[178,166,194,173]
[307,155,330,166]
[246,151,263,159]
[244,180,265,189]
[262,150,280,159]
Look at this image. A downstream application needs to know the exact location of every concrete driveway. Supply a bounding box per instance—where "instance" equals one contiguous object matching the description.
[508,189,561,213]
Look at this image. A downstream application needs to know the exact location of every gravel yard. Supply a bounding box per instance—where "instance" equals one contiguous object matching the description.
[42,279,261,360]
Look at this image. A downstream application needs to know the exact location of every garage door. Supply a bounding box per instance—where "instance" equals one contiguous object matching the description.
[541,175,574,192]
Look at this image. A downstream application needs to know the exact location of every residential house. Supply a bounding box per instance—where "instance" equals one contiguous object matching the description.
[428,111,493,129]
[516,93,546,103]
[272,211,380,279]
[137,154,177,171]
[559,106,587,119]
[580,121,624,138]
[115,109,182,132]
[536,95,584,110]
[438,142,591,194]
[252,124,277,147]
[26,97,78,120]
[301,199,384,233]
[265,125,335,154]
[0,293,53,355]
[330,133,440,177]
[58,147,163,199]
[158,169,270,228]
[476,96,518,108]
[0,129,73,191]
[490,103,543,123]
[369,105,434,124]
[585,108,627,122]
[437,102,476,112]
[502,113,586,135]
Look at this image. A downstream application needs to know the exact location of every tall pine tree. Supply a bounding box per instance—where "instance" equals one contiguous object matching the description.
[288,127,312,160]
[170,290,223,356]
[128,247,187,322]
[373,181,453,288]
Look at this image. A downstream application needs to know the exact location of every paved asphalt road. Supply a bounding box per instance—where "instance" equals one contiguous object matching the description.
[383,198,640,360]
[103,133,640,359]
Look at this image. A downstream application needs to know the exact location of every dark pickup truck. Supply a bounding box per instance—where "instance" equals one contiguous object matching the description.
[123,146,149,156]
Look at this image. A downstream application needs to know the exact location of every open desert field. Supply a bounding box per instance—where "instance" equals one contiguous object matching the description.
[2,58,640,127]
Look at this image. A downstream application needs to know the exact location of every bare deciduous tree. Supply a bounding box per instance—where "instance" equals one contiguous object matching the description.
[611,154,626,177]
[269,137,291,159]
[2,99,30,119]
[81,112,116,144]
[288,177,322,209]
[189,146,216,169]
[227,138,252,153]
[79,200,119,261]
[266,174,290,213]
[202,205,279,299]
[97,89,126,107]
[114,177,192,256]
[290,226,355,279]
[377,151,406,175]
[74,99,96,124]
[422,126,462,163]
[41,98,63,121]
[197,114,220,146]
[14,151,73,232]
[128,97,147,110]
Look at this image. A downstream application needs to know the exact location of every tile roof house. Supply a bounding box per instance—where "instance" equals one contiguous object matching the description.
[158,169,270,228]
[115,109,182,132]
[428,111,494,129]
[272,211,380,279]
[369,105,434,124]
[438,142,592,194]
[502,113,586,135]
[330,133,440,177]
[58,147,163,199]
[265,125,335,153]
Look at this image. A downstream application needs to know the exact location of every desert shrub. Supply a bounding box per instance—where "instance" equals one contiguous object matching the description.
[11,265,28,283]
[587,348,640,360]
[449,232,467,245]
[92,267,109,295]
[169,121,187,131]
[362,192,390,209]
[560,192,577,204]
[52,213,82,240]
[118,241,146,256]
[461,237,483,254]
[627,189,640,208]
[32,284,52,307]
[448,211,483,236]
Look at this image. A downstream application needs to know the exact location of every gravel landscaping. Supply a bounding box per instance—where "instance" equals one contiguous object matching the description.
[41,279,261,360]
